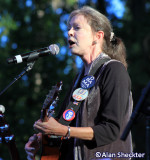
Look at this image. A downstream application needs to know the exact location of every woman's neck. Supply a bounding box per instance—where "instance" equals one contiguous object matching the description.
[83,52,102,75]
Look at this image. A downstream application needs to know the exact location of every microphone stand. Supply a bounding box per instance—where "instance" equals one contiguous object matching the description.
[0,61,35,159]
[0,61,35,96]
[146,115,150,160]
[121,81,150,160]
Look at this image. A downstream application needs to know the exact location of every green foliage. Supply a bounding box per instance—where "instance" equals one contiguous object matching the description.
[123,1,150,157]
[0,1,76,159]
[0,13,18,37]
[105,0,150,158]
[0,0,150,159]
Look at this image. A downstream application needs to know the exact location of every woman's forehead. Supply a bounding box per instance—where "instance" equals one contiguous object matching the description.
[68,14,88,25]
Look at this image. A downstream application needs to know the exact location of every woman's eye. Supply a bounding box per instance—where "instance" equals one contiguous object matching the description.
[67,26,80,31]
[74,26,80,30]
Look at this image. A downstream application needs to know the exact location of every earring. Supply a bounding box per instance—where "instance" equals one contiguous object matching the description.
[92,41,97,45]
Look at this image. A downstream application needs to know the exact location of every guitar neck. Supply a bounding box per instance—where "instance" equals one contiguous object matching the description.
[39,82,63,160]
[40,111,60,160]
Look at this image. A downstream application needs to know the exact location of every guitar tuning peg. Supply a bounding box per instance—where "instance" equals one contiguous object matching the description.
[49,105,55,110]
[0,124,9,132]
[5,135,14,143]
[59,86,62,91]
[56,97,59,101]
[46,95,53,100]
[52,100,57,104]
[47,110,55,118]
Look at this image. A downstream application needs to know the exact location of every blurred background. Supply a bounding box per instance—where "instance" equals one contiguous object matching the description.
[0,0,150,159]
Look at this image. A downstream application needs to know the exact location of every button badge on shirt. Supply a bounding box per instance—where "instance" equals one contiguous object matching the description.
[63,109,75,121]
[72,88,89,101]
[80,75,95,89]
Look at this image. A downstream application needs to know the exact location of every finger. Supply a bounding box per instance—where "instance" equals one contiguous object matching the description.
[25,146,35,152]
[34,125,52,135]
[25,135,40,150]
[33,126,43,133]
[37,119,42,123]
[26,151,35,157]
[29,135,38,142]
[25,140,36,148]
[27,155,34,160]
[37,133,42,141]
[34,121,46,127]
[34,122,43,130]
[33,123,46,133]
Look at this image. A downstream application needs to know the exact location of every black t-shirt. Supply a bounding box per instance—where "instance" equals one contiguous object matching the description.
[92,61,131,146]
[59,61,132,160]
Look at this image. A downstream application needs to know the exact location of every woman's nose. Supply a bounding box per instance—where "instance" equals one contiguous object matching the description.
[68,28,74,37]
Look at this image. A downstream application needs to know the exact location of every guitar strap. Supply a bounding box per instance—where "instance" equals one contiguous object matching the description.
[59,55,111,126]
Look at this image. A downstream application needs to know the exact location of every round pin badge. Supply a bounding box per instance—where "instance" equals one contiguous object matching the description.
[80,75,95,89]
[72,88,89,101]
[63,109,75,121]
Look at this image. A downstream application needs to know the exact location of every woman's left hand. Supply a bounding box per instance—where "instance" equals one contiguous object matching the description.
[33,117,67,137]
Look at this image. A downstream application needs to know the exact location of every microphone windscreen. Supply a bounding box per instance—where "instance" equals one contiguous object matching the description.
[0,105,5,113]
[49,44,59,55]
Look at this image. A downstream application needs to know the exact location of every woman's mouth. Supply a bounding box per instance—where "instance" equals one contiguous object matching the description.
[68,40,76,47]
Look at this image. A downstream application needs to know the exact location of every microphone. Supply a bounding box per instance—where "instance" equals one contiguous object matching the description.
[0,105,5,113]
[7,44,59,64]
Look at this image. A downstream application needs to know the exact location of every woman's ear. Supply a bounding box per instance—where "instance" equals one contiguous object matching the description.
[96,30,104,40]
[92,31,104,46]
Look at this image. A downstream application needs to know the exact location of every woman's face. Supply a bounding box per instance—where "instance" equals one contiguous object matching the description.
[68,14,96,57]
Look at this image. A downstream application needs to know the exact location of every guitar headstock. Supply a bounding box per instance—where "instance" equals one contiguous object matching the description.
[0,105,14,144]
[41,81,63,120]
[0,105,20,160]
